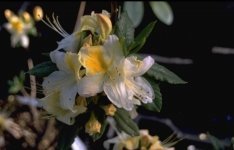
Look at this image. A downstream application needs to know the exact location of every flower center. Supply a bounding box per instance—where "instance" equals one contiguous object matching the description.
[10,16,24,33]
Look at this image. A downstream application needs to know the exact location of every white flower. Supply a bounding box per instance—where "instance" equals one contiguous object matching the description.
[41,51,85,125]
[42,14,81,54]
[39,91,86,125]
[78,35,155,111]
[4,15,31,48]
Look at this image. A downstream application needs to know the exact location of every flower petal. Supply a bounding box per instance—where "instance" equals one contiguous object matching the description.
[131,77,155,104]
[54,32,80,53]
[104,79,133,111]
[124,56,154,77]
[20,34,29,48]
[60,83,78,110]
[78,74,104,97]
[42,71,68,95]
[10,34,20,47]
[103,35,124,62]
[39,92,85,125]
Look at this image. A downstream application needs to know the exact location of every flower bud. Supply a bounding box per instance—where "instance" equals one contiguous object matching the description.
[85,113,101,136]
[33,6,43,21]
[124,137,139,150]
[102,104,116,116]
[96,13,112,39]
[4,9,14,20]
[22,11,31,23]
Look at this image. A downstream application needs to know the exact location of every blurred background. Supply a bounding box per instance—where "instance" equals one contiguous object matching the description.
[0,1,234,149]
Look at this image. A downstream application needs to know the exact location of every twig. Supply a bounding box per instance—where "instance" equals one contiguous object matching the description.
[73,1,86,32]
[27,58,40,131]
[18,1,30,14]
[212,46,234,55]
[139,54,193,65]
[136,115,231,147]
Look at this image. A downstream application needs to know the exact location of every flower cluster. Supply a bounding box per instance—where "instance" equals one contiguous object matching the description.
[104,129,176,150]
[28,7,186,146]
[39,10,154,126]
[3,6,43,48]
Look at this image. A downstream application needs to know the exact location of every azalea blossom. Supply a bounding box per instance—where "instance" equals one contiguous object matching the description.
[40,51,85,125]
[4,10,33,48]
[78,35,155,111]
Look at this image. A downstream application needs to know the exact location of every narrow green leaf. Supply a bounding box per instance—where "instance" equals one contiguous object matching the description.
[115,11,135,49]
[149,1,173,25]
[123,1,144,28]
[128,21,156,55]
[147,63,187,84]
[27,61,58,77]
[113,108,139,136]
[143,75,162,112]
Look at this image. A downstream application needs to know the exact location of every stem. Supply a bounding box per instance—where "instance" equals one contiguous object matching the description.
[27,58,40,131]
[73,1,86,32]
[136,115,231,147]
[18,1,30,14]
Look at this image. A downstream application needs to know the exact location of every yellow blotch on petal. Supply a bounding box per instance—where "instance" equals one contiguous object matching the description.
[64,52,81,79]
[85,113,101,136]
[79,46,110,75]
[9,16,24,33]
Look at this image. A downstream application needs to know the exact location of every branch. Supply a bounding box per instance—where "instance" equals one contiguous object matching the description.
[212,46,234,55]
[73,1,86,32]
[136,115,231,147]
[27,58,40,131]
[140,54,193,65]
[18,1,30,14]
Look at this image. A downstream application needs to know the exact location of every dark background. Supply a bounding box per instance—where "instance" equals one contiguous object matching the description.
[0,1,234,149]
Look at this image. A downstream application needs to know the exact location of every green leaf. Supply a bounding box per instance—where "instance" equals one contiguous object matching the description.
[128,21,156,55]
[115,11,135,50]
[147,63,187,84]
[8,71,25,94]
[28,27,38,37]
[123,1,144,28]
[143,75,162,112]
[149,1,173,25]
[113,108,139,136]
[27,61,58,77]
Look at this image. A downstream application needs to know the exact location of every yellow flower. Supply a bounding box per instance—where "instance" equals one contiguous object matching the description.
[85,113,101,135]
[41,52,85,125]
[78,35,155,111]
[39,91,87,125]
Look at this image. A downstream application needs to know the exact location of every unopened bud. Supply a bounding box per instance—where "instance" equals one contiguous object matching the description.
[85,113,101,136]
[97,14,112,39]
[103,104,116,116]
[22,11,31,23]
[4,9,14,20]
[33,6,43,21]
